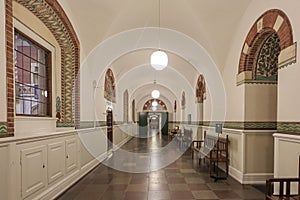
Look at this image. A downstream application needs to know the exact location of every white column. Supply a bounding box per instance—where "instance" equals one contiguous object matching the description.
[197,103,203,122]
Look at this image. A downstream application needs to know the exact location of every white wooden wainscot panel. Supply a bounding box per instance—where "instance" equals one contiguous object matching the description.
[65,138,78,174]
[47,141,65,185]
[21,145,47,199]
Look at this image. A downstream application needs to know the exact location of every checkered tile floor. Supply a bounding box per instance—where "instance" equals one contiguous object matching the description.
[57,135,265,200]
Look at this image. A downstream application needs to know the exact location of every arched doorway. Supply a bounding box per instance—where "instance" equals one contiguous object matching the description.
[106,108,113,151]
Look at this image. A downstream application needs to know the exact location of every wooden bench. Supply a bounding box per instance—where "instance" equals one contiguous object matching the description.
[266,156,300,199]
[168,125,179,140]
[191,132,229,179]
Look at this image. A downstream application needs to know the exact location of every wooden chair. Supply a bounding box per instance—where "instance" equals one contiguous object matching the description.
[191,131,229,180]
[266,156,300,199]
[168,125,179,140]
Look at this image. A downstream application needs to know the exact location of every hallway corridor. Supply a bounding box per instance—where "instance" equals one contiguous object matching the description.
[57,135,265,200]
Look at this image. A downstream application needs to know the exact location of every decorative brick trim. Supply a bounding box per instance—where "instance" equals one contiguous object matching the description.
[143,99,167,111]
[14,0,80,128]
[203,121,277,130]
[277,122,300,134]
[5,0,14,136]
[236,79,277,86]
[0,123,8,138]
[237,9,295,85]
[176,121,277,130]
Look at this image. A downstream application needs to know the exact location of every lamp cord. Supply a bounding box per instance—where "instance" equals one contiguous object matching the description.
[158,0,161,50]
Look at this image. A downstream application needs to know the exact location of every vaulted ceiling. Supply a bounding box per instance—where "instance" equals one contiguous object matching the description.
[58,0,251,108]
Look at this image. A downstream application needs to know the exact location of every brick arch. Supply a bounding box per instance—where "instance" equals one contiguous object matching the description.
[2,0,80,136]
[238,9,294,83]
[143,99,167,111]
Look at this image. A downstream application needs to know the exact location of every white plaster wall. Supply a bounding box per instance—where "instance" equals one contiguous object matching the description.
[245,84,277,121]
[245,133,274,173]
[0,0,6,122]
[278,65,300,121]
[203,89,212,122]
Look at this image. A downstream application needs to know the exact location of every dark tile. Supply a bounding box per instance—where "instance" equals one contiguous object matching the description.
[214,190,241,199]
[188,183,210,190]
[124,191,148,200]
[170,191,194,199]
[100,191,124,200]
[167,177,186,184]
[107,184,127,191]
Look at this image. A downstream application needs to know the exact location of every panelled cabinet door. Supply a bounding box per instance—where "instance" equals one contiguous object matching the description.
[65,138,78,174]
[21,145,47,199]
[47,141,65,184]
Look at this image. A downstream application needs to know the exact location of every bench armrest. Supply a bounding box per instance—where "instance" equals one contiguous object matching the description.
[266,177,300,197]
[191,140,204,149]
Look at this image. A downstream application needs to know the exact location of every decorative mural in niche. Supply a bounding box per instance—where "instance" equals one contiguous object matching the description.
[196,74,206,103]
[143,99,167,111]
[237,9,296,85]
[104,69,116,103]
[123,90,129,123]
[255,32,280,81]
[181,91,186,109]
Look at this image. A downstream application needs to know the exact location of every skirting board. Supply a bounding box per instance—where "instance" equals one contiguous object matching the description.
[229,166,273,184]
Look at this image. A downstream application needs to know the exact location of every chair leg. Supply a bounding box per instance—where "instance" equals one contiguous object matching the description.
[226,161,229,177]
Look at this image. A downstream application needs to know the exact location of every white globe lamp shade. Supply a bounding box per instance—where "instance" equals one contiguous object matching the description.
[152,106,157,111]
[152,101,158,107]
[151,90,160,98]
[150,51,168,70]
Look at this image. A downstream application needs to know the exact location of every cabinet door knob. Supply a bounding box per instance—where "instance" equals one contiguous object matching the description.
[66,155,69,159]
[42,164,45,168]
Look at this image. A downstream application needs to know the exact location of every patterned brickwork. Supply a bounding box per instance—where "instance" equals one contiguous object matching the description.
[238,9,295,85]
[175,121,300,134]
[13,0,80,128]
[3,0,14,137]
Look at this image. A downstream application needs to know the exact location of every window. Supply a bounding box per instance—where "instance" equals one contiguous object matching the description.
[14,30,51,116]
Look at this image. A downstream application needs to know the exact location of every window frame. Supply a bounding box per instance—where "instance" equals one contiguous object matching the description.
[14,29,52,117]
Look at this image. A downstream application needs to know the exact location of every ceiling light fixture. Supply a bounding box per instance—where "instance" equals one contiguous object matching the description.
[152,100,158,107]
[150,0,168,70]
[151,90,160,99]
[151,80,160,99]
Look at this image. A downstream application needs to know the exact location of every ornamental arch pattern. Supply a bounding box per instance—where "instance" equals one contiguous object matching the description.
[237,9,295,85]
[2,0,80,136]
[143,99,167,111]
